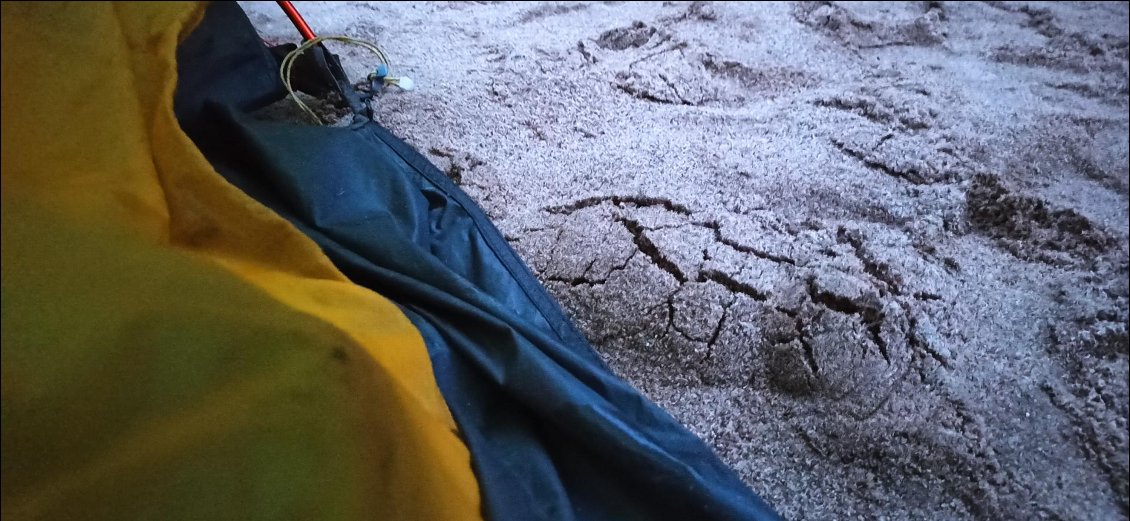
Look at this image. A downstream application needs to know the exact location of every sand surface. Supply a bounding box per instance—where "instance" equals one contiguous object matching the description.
[242,2,1129,519]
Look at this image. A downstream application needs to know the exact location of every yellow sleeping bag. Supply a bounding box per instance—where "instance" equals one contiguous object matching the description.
[0,2,481,520]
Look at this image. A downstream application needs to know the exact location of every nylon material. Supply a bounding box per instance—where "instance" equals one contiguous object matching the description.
[171,3,781,520]
[2,2,481,520]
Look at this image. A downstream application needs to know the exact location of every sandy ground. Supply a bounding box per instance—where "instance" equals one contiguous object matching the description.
[242,2,1129,519]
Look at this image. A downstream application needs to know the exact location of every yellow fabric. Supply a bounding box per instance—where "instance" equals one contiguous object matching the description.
[1,2,480,520]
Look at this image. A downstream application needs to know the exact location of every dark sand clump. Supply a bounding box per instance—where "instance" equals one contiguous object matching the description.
[245,2,1129,518]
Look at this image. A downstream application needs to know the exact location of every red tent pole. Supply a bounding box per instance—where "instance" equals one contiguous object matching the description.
[277,1,316,41]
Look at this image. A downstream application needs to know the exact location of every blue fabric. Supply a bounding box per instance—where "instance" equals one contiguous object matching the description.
[174,4,781,521]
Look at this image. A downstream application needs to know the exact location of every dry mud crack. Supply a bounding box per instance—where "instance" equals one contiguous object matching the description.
[244,1,1130,518]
